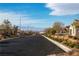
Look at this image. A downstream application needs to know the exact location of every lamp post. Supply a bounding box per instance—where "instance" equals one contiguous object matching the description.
[19,16,21,37]
[20,16,21,30]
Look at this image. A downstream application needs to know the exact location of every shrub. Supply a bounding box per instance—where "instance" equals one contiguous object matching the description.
[73,36,78,40]
[46,35,79,49]
[74,45,79,48]
[61,41,67,44]
[69,43,75,48]
[58,39,63,42]
[69,36,73,38]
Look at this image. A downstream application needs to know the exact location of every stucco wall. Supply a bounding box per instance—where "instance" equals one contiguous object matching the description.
[76,28,79,37]
[69,25,76,36]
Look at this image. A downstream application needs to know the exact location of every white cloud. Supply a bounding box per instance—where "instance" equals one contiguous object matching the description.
[0,12,27,24]
[46,3,79,16]
[0,11,48,29]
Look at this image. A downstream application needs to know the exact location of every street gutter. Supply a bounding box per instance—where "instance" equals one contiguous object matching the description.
[0,37,20,42]
[0,35,35,42]
[42,35,72,53]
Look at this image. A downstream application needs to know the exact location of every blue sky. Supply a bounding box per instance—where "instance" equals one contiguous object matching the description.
[0,3,79,31]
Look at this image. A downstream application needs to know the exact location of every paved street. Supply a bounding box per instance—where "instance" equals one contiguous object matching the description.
[0,34,64,56]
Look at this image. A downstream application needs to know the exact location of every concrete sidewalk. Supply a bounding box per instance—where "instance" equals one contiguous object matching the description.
[42,35,72,53]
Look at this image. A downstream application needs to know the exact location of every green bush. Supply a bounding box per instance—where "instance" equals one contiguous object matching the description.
[74,45,79,48]
[61,41,67,44]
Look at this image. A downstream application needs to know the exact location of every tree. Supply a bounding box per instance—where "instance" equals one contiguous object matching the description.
[3,19,12,31]
[44,28,52,36]
[52,22,64,33]
[3,19,12,28]
[2,19,12,37]
[72,19,79,28]
[51,29,56,34]
[13,25,18,35]
[45,28,56,35]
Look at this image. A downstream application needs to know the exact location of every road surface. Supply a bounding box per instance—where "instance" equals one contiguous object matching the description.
[0,34,64,56]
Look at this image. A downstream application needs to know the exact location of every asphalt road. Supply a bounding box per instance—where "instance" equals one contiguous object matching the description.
[0,34,64,56]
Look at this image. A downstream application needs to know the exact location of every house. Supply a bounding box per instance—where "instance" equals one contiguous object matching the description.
[69,20,79,37]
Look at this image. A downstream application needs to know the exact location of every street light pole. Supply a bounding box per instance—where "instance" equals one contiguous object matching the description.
[19,16,21,37]
[20,16,21,30]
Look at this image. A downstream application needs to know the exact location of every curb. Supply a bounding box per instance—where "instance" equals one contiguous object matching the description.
[42,35,72,53]
[0,37,20,42]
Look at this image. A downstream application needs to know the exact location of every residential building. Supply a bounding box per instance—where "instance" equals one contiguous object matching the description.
[69,20,79,37]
